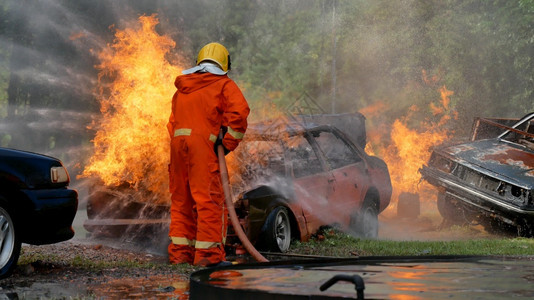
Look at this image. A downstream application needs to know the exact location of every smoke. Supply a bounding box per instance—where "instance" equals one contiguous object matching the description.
[0,1,102,161]
[1,0,532,146]
[1,0,531,244]
[0,0,224,164]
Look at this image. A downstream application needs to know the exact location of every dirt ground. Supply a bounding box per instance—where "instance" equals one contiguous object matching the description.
[0,239,192,299]
[0,206,194,299]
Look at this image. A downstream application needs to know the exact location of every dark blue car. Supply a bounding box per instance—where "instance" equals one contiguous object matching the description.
[0,147,78,278]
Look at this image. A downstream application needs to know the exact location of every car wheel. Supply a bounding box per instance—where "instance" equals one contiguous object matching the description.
[517,219,534,238]
[480,217,514,236]
[0,205,21,279]
[261,207,291,252]
[350,201,378,239]
[437,192,467,225]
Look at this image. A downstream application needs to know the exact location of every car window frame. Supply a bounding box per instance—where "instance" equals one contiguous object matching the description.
[283,131,330,178]
[307,127,364,172]
[497,112,534,143]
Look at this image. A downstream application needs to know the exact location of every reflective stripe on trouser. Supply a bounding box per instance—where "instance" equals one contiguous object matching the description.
[168,134,228,266]
[171,237,195,246]
[169,238,227,249]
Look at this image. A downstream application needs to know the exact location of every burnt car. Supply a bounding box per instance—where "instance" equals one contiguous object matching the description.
[227,118,392,252]
[420,112,534,237]
[84,114,391,253]
[0,148,78,278]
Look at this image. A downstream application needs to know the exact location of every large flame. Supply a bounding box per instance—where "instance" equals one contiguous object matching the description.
[81,14,455,215]
[82,15,182,204]
[365,83,456,212]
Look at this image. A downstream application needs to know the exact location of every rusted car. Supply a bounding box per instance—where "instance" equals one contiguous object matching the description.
[85,114,392,253]
[420,112,534,237]
[227,118,392,252]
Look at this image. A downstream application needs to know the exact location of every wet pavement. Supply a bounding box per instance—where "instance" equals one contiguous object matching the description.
[4,253,534,299]
[190,256,534,299]
[0,274,190,299]
[2,210,531,299]
[88,274,189,299]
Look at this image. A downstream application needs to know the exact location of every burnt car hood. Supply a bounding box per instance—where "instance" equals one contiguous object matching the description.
[437,139,534,189]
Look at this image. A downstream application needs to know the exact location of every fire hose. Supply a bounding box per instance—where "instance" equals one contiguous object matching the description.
[217,132,269,263]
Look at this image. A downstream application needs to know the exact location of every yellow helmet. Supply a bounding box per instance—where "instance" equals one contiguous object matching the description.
[196,42,231,72]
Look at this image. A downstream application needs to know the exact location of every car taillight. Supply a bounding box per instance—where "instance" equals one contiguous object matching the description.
[51,166,69,183]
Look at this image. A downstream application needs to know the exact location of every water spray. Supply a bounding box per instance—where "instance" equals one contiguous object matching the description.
[217,130,268,263]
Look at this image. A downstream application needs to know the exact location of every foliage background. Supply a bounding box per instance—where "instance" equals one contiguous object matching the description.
[0,0,533,178]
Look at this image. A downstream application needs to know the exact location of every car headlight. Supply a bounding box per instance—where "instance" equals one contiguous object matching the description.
[51,166,69,183]
[430,153,455,174]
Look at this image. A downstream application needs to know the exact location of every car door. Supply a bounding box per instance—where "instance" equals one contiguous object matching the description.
[286,133,334,240]
[312,130,369,228]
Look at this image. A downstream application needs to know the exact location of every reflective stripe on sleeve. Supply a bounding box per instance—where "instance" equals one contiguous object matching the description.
[174,128,192,137]
[195,241,220,249]
[228,127,244,139]
[209,134,217,143]
[170,236,195,246]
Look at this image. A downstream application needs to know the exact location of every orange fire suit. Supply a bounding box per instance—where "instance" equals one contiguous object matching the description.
[167,72,249,266]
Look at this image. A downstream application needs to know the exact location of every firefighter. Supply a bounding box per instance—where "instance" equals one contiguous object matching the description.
[167,42,250,267]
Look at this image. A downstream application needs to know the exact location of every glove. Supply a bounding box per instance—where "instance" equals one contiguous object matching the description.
[214,126,230,156]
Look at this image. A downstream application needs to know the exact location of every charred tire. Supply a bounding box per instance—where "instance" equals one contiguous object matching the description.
[350,201,378,239]
[480,217,515,236]
[517,219,534,238]
[260,206,291,253]
[437,192,468,225]
[0,204,21,279]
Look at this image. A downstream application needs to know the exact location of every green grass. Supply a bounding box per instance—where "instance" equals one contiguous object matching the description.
[17,248,198,274]
[289,230,534,257]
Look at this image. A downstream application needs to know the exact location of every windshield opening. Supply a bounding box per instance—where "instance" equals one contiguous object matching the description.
[498,113,534,149]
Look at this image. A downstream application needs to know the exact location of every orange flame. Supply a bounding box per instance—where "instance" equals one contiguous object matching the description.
[82,15,182,204]
[387,118,449,192]
[364,84,455,211]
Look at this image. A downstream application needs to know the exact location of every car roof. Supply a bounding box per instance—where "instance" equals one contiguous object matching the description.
[245,118,335,140]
